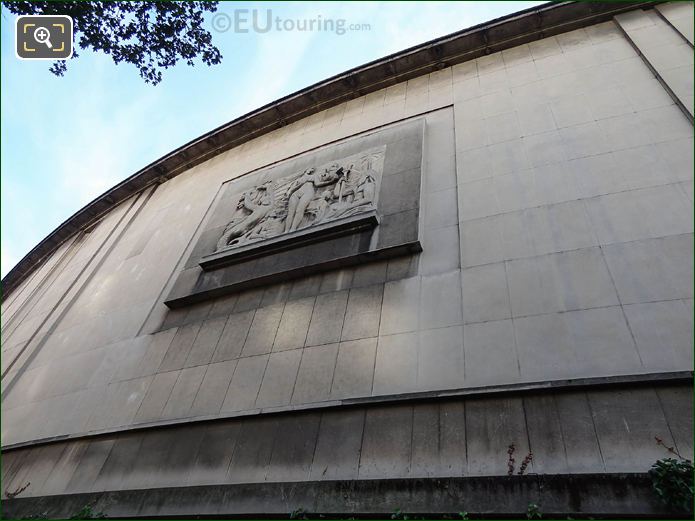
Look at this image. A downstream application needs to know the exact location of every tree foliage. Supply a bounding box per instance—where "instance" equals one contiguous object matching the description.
[3,1,222,84]
[649,457,694,512]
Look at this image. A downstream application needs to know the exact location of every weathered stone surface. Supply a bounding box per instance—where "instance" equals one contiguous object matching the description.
[330,338,377,400]
[273,297,314,351]
[291,343,339,405]
[306,291,349,346]
[3,8,693,519]
[1,474,677,518]
[165,120,424,307]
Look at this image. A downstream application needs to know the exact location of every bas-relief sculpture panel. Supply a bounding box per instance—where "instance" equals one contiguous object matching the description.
[165,118,424,308]
[214,147,385,252]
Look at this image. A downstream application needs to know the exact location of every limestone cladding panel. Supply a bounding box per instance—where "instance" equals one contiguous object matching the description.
[1,384,691,498]
[2,13,692,448]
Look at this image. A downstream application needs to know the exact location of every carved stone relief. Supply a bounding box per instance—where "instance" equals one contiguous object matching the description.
[215,146,386,252]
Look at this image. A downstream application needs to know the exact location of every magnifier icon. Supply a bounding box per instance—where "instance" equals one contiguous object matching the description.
[33,26,52,49]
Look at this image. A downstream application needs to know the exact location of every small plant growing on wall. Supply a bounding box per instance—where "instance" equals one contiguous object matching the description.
[69,505,106,519]
[649,436,693,513]
[5,481,30,499]
[526,502,542,519]
[507,443,534,475]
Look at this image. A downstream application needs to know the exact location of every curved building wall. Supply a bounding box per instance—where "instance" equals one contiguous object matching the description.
[2,3,693,517]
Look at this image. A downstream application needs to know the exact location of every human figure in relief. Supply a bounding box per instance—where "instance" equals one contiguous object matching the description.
[284,166,341,233]
[240,211,284,244]
[305,190,334,225]
[328,167,377,219]
[216,183,272,250]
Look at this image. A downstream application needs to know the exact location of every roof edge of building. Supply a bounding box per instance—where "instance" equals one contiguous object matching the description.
[2,0,658,298]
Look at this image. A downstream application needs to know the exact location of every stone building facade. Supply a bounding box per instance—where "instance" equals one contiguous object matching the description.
[2,2,693,518]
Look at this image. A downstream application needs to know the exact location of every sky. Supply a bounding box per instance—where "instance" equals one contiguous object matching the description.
[1,1,544,277]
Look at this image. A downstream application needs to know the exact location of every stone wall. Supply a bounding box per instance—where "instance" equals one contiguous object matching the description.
[3,384,692,499]
[1,3,693,515]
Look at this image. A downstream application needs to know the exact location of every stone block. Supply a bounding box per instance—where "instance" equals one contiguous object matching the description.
[420,271,462,329]
[351,260,388,288]
[584,184,692,245]
[564,307,642,375]
[188,422,240,485]
[86,377,150,430]
[220,355,268,412]
[523,130,568,168]
[288,275,322,301]
[527,200,597,256]
[506,248,619,317]
[93,433,143,492]
[461,263,511,324]
[554,392,605,473]
[513,313,580,382]
[571,152,628,199]
[656,2,695,44]
[134,370,179,422]
[158,323,202,372]
[623,299,694,371]
[161,365,207,419]
[189,359,237,416]
[530,162,581,206]
[516,102,556,137]
[439,401,467,476]
[602,234,693,304]
[598,112,652,152]
[417,326,465,391]
[233,288,264,312]
[488,139,530,176]
[358,405,413,479]
[379,276,420,335]
[373,332,418,395]
[654,137,694,183]
[380,168,422,216]
[212,310,254,363]
[484,111,521,144]
[64,438,116,494]
[265,413,320,481]
[341,284,383,341]
[523,395,569,474]
[255,349,302,408]
[410,405,440,477]
[656,386,694,460]
[208,294,238,319]
[463,320,520,386]
[458,177,497,222]
[291,343,339,405]
[184,316,227,368]
[273,297,314,351]
[588,86,634,120]
[319,269,354,293]
[306,290,348,346]
[227,416,278,483]
[465,397,529,476]
[551,95,594,128]
[260,282,292,306]
[241,304,283,357]
[330,338,377,400]
[39,441,89,496]
[310,409,365,480]
[589,388,674,472]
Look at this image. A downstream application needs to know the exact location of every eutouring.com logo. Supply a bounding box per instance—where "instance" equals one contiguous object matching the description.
[212,10,371,35]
